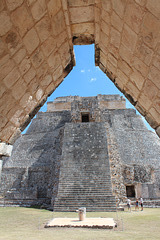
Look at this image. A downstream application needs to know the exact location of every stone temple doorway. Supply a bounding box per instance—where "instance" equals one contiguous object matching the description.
[126,185,135,198]
[81,113,90,122]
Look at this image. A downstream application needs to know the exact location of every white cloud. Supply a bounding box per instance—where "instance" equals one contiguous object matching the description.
[81,69,85,73]
[90,77,97,82]
[96,66,101,71]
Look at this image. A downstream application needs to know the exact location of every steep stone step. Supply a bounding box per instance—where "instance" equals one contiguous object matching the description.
[59,179,111,182]
[58,185,112,188]
[58,184,112,188]
[54,198,116,204]
[54,208,117,212]
[54,204,116,208]
[59,189,112,196]
[57,189,113,194]
[54,201,117,212]
[54,123,116,212]
[54,201,117,211]
[58,183,112,187]
[60,172,111,174]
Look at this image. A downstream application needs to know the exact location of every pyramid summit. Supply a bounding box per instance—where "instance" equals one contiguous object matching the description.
[0,95,160,210]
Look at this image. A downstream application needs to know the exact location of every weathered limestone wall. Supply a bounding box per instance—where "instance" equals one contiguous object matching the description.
[0,0,75,146]
[0,0,160,154]
[71,96,101,122]
[95,0,160,137]
[104,121,126,202]
[102,108,160,199]
[68,0,95,44]
[47,102,72,112]
[0,110,71,205]
[48,94,126,122]
[97,94,126,110]
[0,142,13,157]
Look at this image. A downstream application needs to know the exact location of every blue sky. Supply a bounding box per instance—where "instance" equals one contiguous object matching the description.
[42,44,132,110]
[24,44,153,132]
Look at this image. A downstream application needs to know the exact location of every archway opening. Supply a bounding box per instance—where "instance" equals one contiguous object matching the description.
[23,45,153,133]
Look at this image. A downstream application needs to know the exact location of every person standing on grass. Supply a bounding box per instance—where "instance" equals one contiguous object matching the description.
[140,197,143,211]
[135,198,139,211]
[127,198,131,211]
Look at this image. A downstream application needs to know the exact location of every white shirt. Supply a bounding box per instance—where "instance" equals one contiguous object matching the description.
[127,199,131,205]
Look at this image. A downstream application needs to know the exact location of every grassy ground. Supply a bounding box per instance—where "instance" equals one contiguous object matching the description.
[0,207,160,240]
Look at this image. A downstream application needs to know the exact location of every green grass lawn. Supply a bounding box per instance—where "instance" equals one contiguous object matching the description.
[0,207,160,240]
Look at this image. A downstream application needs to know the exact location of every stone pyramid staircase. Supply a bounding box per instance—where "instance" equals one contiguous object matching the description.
[54,122,117,212]
[0,111,71,207]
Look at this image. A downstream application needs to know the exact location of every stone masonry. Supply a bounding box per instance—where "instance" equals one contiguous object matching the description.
[53,122,117,211]
[0,94,160,210]
[0,1,160,156]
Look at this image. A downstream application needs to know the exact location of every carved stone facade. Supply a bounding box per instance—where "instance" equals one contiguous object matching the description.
[0,1,160,156]
[0,95,160,209]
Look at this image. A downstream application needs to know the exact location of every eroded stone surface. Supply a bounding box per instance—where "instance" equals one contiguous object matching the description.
[0,143,13,157]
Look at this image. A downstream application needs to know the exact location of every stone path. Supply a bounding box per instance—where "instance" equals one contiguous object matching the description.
[45,218,116,229]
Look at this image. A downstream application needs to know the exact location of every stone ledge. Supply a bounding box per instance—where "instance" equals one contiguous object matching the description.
[45,217,116,229]
[0,142,13,157]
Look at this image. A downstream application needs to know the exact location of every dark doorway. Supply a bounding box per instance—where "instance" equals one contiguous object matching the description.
[37,187,47,198]
[81,113,90,122]
[126,185,135,198]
